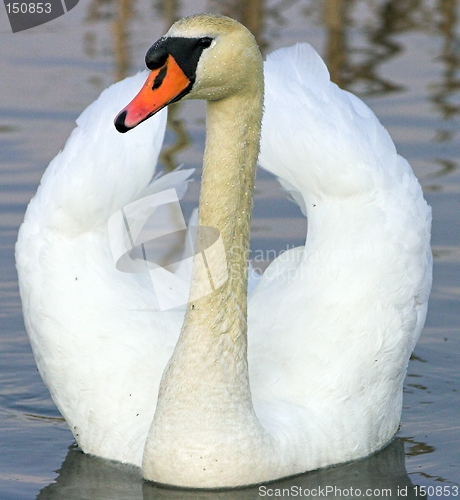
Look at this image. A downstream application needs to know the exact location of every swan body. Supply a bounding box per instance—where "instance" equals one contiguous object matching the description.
[16,14,432,489]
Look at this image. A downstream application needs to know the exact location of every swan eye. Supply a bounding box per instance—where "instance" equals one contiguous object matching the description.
[198,37,213,48]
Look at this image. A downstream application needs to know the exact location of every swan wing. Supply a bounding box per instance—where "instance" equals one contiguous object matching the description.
[15,73,188,467]
[249,44,432,459]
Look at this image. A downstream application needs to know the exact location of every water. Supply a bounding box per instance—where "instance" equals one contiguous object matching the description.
[0,0,459,498]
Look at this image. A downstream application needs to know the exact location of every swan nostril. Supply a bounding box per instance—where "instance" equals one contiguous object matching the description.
[152,65,167,90]
[114,110,130,133]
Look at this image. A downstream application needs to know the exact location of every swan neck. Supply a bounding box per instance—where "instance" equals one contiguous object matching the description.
[173,89,263,375]
[197,93,262,319]
[142,70,272,488]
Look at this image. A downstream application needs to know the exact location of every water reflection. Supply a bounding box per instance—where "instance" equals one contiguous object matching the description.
[36,439,426,500]
[322,0,348,87]
[112,0,133,82]
[431,0,460,135]
[402,437,436,457]
[85,0,133,82]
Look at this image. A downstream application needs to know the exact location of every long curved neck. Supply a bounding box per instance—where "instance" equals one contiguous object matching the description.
[142,77,275,487]
[197,91,262,328]
[166,91,262,408]
[163,89,262,410]
[162,91,262,402]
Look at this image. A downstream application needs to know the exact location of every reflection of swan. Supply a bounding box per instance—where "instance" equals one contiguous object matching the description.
[36,439,423,500]
[17,13,432,489]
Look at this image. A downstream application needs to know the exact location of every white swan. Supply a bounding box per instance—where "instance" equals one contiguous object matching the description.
[16,14,432,489]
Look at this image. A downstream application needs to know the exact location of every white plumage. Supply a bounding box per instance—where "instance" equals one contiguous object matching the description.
[16,72,185,466]
[16,33,432,483]
[249,44,432,469]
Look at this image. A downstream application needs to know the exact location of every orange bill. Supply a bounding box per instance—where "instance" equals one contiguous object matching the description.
[115,54,191,133]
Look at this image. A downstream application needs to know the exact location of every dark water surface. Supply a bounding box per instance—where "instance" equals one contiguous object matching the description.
[1,0,459,498]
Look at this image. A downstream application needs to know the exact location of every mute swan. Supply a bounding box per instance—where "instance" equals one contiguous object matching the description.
[16,13,432,489]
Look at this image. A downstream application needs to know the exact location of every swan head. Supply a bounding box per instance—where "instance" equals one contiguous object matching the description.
[114,14,262,133]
